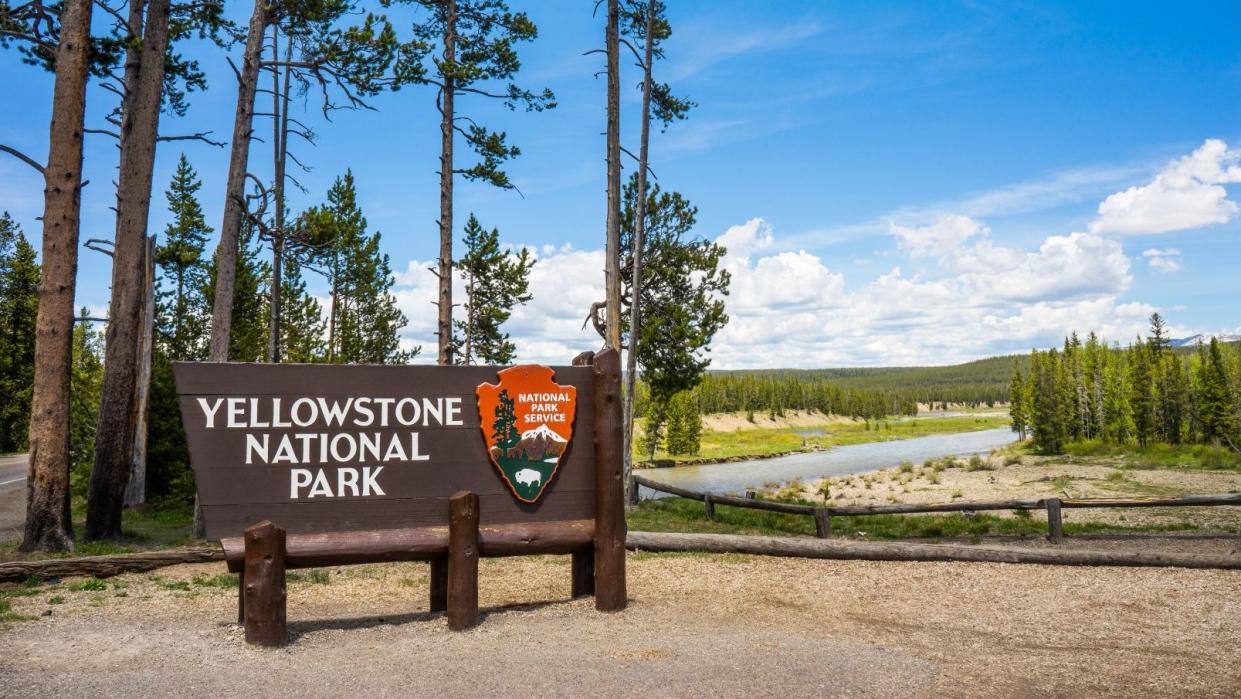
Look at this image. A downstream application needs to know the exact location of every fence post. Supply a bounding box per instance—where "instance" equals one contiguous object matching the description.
[627,472,639,506]
[745,490,756,500]
[814,509,831,538]
[243,520,287,647]
[236,568,245,625]
[448,491,480,630]
[1046,498,1065,543]
[703,493,716,521]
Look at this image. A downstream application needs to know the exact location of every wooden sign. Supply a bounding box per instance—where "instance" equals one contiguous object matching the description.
[173,351,627,645]
[476,365,577,504]
[173,363,595,540]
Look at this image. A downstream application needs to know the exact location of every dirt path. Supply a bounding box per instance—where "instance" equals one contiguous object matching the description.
[2,551,1238,697]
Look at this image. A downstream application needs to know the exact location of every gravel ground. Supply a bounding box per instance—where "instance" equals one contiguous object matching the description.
[2,551,1239,698]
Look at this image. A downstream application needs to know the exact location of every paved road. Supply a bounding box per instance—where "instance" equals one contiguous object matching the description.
[0,453,27,542]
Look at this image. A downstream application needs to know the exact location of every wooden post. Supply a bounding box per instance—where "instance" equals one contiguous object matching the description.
[447,491,480,630]
[745,490,756,500]
[703,493,715,521]
[429,558,447,612]
[814,509,831,538]
[236,568,245,624]
[1046,498,1065,543]
[627,472,639,506]
[243,520,286,647]
[590,348,628,612]
[571,549,595,598]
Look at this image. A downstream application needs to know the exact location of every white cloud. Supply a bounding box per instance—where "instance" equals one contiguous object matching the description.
[889,214,988,258]
[1142,247,1183,273]
[1090,139,1241,236]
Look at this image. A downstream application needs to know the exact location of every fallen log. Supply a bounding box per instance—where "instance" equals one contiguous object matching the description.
[625,531,1241,570]
[0,546,226,583]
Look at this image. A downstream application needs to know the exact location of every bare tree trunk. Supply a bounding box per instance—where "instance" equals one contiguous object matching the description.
[327,257,338,362]
[86,0,171,541]
[124,235,156,508]
[603,0,621,350]
[208,0,268,363]
[200,0,267,537]
[436,0,457,366]
[21,0,94,553]
[267,27,292,364]
[623,0,656,499]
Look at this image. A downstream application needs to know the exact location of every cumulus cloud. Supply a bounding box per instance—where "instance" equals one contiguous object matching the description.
[1090,139,1241,236]
[888,214,987,258]
[1142,247,1182,273]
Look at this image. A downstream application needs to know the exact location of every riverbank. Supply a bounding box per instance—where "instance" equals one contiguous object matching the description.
[636,412,1010,467]
[2,552,1237,696]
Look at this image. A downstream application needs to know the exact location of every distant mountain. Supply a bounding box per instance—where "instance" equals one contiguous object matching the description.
[521,424,567,443]
[1170,334,1241,347]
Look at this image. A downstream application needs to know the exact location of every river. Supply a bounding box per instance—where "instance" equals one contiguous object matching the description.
[638,427,1016,496]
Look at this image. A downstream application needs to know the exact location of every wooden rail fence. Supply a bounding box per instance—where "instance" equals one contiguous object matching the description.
[631,474,1241,542]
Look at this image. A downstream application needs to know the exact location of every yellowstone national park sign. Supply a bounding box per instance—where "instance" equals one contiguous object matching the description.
[173,362,596,540]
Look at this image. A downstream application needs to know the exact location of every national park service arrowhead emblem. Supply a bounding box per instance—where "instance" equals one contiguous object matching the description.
[477,365,577,504]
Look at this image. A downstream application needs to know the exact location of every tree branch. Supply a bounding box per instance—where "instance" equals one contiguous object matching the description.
[0,144,45,174]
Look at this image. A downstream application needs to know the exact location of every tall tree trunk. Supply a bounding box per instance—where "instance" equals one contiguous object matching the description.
[623,0,656,497]
[603,0,621,350]
[86,0,171,540]
[436,0,457,365]
[208,0,268,363]
[267,28,292,364]
[21,0,94,552]
[327,256,338,362]
[124,235,156,507]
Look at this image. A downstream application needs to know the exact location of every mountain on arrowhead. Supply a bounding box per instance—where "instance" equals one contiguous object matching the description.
[488,423,568,462]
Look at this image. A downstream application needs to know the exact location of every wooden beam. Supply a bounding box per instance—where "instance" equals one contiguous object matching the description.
[447,491,480,631]
[0,546,225,582]
[243,520,287,647]
[591,348,628,612]
[626,531,1241,570]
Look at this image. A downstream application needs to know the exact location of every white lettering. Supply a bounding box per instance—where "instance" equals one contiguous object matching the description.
[307,469,333,498]
[291,397,317,427]
[362,466,384,496]
[227,397,245,428]
[197,398,224,429]
[290,468,313,498]
[445,397,463,426]
[271,398,291,428]
[248,397,270,428]
[244,433,268,465]
[316,397,354,427]
[337,468,359,497]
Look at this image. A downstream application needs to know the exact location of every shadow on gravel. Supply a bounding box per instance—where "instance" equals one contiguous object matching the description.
[285,599,574,640]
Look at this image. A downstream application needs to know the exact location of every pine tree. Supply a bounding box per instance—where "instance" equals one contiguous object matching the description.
[0,214,39,453]
[663,390,700,456]
[68,311,105,496]
[336,229,410,364]
[1008,365,1026,440]
[1197,338,1236,444]
[204,222,269,362]
[1129,338,1157,447]
[492,390,519,451]
[277,258,326,363]
[453,214,534,365]
[155,154,212,361]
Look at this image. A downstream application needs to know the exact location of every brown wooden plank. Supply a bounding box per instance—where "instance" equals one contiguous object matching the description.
[201,490,595,540]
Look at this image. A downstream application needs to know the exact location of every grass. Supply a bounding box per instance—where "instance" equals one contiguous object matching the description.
[0,598,32,622]
[0,500,198,562]
[638,414,1011,464]
[626,498,1195,541]
[1054,441,1241,471]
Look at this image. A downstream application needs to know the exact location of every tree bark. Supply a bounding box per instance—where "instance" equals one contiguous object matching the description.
[208,0,268,363]
[267,27,292,364]
[124,235,156,507]
[603,0,621,350]
[21,0,94,552]
[86,0,172,540]
[622,0,656,501]
[436,0,457,366]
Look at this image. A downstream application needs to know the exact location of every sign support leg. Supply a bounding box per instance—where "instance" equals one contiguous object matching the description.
[243,520,287,647]
[571,549,595,597]
[590,348,628,612]
[447,491,480,630]
[429,558,447,612]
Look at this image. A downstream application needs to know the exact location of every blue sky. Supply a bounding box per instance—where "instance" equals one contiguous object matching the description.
[2,0,1240,367]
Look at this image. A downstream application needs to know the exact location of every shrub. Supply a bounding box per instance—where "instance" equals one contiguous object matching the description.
[966,455,994,472]
[898,461,914,474]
